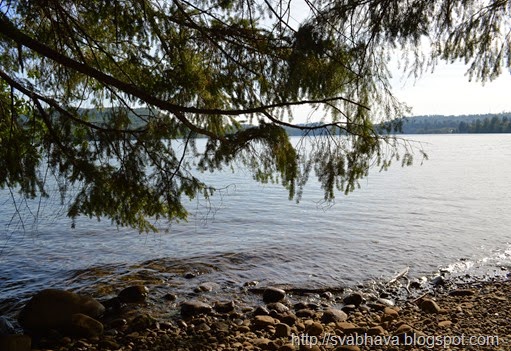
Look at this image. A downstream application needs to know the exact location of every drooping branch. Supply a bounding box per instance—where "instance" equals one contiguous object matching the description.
[0,13,368,127]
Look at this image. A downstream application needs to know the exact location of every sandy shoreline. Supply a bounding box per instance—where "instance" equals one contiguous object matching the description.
[3,273,509,351]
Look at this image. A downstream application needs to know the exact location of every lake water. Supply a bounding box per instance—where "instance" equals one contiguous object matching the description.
[1,134,511,316]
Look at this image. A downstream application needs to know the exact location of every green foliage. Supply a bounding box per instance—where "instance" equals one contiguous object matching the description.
[0,0,509,231]
[0,79,45,198]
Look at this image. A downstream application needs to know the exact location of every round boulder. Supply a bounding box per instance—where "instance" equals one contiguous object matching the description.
[118,285,149,303]
[419,299,443,314]
[18,289,105,332]
[263,287,286,303]
[214,301,235,314]
[322,308,348,323]
[343,292,363,307]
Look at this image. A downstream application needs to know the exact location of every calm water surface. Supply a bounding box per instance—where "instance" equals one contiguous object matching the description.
[1,134,511,314]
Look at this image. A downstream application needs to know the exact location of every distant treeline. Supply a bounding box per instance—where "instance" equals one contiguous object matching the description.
[74,108,511,136]
[390,113,511,134]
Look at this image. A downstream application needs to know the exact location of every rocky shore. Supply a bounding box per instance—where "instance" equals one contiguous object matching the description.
[1,274,510,351]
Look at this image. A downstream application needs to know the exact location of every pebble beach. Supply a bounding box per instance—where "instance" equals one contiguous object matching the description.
[2,273,510,351]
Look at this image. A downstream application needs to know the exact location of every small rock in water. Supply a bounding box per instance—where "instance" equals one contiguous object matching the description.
[194,282,219,293]
[214,301,235,313]
[409,280,423,289]
[244,281,259,287]
[180,301,212,318]
[101,297,122,313]
[184,272,197,279]
[118,285,149,303]
[343,292,364,307]
[163,293,178,301]
[263,287,286,303]
[320,291,333,300]
[430,276,446,286]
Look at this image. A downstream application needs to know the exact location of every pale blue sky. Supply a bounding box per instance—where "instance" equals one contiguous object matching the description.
[393,61,511,116]
[286,1,511,121]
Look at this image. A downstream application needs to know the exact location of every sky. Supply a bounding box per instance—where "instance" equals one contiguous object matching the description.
[286,1,511,122]
[290,56,511,124]
[392,61,511,117]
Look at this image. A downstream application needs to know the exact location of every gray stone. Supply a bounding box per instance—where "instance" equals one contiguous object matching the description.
[194,282,219,293]
[430,276,445,286]
[266,302,289,313]
[180,301,212,318]
[118,285,149,303]
[18,289,104,332]
[214,300,235,313]
[322,308,348,323]
[69,313,103,337]
[263,287,286,303]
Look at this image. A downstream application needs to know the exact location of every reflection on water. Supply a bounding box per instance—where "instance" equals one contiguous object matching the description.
[1,134,511,315]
